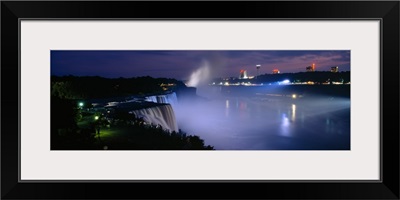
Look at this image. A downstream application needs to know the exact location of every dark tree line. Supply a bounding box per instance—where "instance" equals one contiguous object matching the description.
[51,75,187,99]
[51,96,98,150]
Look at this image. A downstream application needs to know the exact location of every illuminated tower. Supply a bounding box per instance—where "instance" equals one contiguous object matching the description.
[239,70,248,79]
[256,64,261,78]
[306,63,315,72]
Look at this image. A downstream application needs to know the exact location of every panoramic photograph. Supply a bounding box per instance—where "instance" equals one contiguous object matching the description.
[51,50,350,150]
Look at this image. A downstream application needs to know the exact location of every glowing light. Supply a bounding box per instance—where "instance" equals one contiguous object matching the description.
[292,94,297,99]
[291,104,296,121]
[282,79,290,84]
[95,116,99,120]
[78,102,84,107]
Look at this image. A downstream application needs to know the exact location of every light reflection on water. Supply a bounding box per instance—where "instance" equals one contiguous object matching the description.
[291,104,296,122]
[225,100,229,117]
[280,113,291,137]
[175,95,350,150]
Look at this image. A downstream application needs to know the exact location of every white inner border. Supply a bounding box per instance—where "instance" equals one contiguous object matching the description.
[20,21,380,180]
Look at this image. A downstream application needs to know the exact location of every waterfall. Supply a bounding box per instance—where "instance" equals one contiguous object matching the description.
[145,96,158,103]
[130,104,179,133]
[164,92,178,107]
[145,92,178,108]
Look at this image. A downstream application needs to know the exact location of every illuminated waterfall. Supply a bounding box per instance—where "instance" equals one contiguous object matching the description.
[131,104,179,133]
[145,92,178,108]
[145,96,157,103]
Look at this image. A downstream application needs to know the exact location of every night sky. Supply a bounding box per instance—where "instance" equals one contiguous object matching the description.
[51,50,350,80]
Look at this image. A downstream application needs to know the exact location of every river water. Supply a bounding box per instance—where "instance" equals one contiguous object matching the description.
[174,85,350,150]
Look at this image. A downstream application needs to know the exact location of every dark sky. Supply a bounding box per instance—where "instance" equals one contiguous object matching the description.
[51,50,350,80]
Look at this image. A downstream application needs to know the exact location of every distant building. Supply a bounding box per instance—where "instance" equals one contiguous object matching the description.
[239,70,248,79]
[306,63,316,72]
[272,69,280,74]
[331,66,339,73]
[256,64,261,78]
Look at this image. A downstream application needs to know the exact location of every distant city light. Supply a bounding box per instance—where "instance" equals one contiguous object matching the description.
[282,79,290,84]
[292,94,297,99]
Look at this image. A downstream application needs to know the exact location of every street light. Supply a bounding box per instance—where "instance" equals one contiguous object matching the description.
[94,116,99,120]
[78,102,84,107]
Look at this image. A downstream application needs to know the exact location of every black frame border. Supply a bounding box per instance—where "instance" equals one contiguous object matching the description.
[2,1,399,199]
